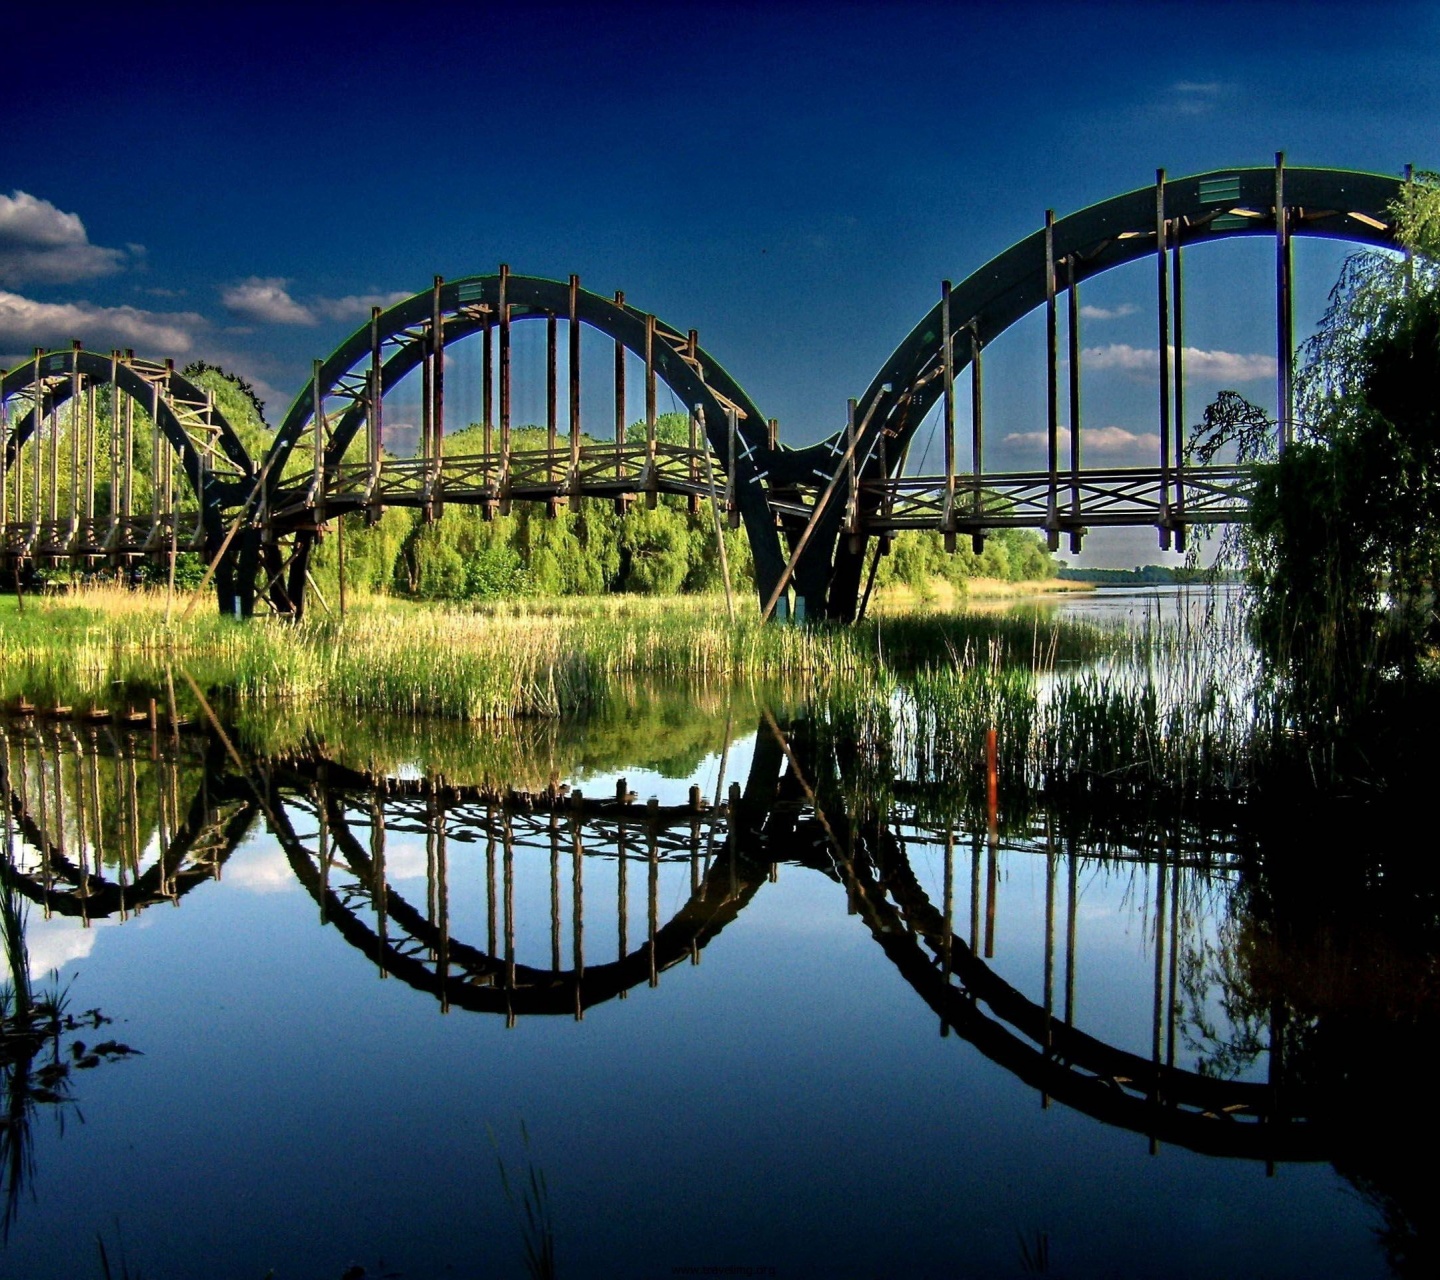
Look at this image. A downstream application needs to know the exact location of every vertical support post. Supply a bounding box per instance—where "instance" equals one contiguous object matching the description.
[644,312,657,486]
[1044,209,1060,552]
[481,311,493,483]
[149,374,161,529]
[970,325,985,554]
[845,397,858,538]
[726,406,739,529]
[498,265,510,487]
[122,364,135,523]
[546,311,558,482]
[31,350,43,538]
[312,359,325,524]
[68,343,81,537]
[1156,168,1173,548]
[1067,254,1083,552]
[1275,152,1293,452]
[108,352,119,523]
[613,290,626,481]
[84,378,97,525]
[941,279,956,552]
[1172,238,1186,549]
[369,306,383,475]
[431,276,445,495]
[568,275,581,483]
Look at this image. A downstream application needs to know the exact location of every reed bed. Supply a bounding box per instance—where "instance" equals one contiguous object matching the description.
[0,587,1124,722]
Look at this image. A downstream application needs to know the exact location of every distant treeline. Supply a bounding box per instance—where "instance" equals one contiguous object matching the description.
[1055,564,1235,586]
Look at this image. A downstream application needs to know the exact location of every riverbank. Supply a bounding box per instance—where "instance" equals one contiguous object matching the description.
[871,575,1094,611]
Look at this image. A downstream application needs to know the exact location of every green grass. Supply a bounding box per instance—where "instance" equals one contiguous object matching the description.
[0,587,1123,723]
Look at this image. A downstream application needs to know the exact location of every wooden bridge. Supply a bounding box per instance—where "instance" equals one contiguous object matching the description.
[0,160,1407,619]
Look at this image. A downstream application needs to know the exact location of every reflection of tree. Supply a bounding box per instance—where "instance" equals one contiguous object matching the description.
[0,877,136,1239]
[1203,802,1440,1279]
[1179,915,1269,1081]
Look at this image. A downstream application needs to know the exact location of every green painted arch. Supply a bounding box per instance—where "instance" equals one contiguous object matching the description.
[1,349,255,505]
[794,164,1408,617]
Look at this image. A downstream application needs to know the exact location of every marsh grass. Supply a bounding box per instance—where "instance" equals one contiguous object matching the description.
[0,588,1122,723]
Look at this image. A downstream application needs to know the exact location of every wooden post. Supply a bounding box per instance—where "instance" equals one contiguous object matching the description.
[697,408,735,623]
[1044,209,1060,552]
[1156,169,1172,548]
[482,312,493,484]
[1067,255,1083,553]
[644,312,657,507]
[498,265,510,486]
[725,407,739,530]
[613,290,626,480]
[369,306,383,472]
[1275,152,1293,452]
[970,326,984,554]
[546,311,558,483]
[941,279,956,552]
[568,275,581,481]
[1172,238,1186,549]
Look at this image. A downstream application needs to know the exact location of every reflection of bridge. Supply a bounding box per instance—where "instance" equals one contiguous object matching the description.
[0,161,1406,619]
[1,713,1325,1164]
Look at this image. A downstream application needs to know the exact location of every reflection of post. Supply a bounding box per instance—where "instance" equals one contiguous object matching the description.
[1166,858,1180,1071]
[648,821,659,988]
[984,727,999,959]
[503,816,515,996]
[571,811,585,981]
[485,806,497,960]
[371,798,388,978]
[550,810,561,973]
[941,825,954,1038]
[727,782,740,900]
[617,819,628,997]
[1149,838,1168,1155]
[969,832,981,951]
[1044,818,1056,1061]
[437,810,450,1014]
[1064,836,1077,1026]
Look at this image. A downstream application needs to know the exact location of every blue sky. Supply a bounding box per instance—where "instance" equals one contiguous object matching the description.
[2,0,1435,564]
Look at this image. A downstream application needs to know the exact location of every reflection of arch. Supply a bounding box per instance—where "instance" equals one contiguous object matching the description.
[841,819,1324,1161]
[783,165,1405,618]
[1,349,254,602]
[0,723,257,921]
[250,274,787,616]
[266,759,773,1018]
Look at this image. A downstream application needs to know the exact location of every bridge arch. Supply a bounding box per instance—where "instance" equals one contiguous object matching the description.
[266,757,772,1018]
[781,163,1407,619]
[0,721,257,921]
[0,348,254,601]
[249,273,788,616]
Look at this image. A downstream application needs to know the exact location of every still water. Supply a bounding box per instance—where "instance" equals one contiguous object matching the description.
[0,671,1421,1278]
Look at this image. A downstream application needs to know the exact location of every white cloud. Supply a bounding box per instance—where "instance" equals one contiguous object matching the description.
[221,279,411,327]
[21,916,109,978]
[224,846,300,894]
[1079,302,1136,322]
[221,276,317,326]
[0,289,205,354]
[1082,342,1275,382]
[1004,424,1155,457]
[312,290,412,322]
[0,191,132,285]
[1169,81,1232,116]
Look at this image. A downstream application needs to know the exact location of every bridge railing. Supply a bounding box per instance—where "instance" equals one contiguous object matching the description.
[861,464,1256,532]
